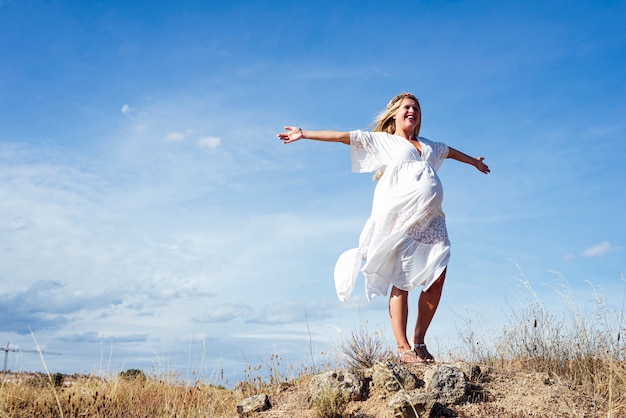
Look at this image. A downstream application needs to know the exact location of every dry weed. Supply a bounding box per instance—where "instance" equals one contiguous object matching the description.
[311,386,350,418]
[337,322,389,369]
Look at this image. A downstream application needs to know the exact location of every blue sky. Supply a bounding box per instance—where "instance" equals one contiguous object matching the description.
[1,0,624,385]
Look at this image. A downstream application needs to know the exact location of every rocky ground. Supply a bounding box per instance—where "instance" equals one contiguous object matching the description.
[238,360,612,418]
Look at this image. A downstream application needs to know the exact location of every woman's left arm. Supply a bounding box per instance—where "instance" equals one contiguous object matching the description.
[447,147,490,174]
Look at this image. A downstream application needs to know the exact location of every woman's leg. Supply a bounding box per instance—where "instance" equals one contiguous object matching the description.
[388,285,412,353]
[413,269,447,358]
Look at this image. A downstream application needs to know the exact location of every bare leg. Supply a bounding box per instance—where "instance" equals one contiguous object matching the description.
[413,269,446,360]
[389,286,411,353]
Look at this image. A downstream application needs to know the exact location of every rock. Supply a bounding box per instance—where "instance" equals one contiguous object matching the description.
[236,394,271,417]
[452,361,482,381]
[371,361,421,395]
[424,364,468,405]
[388,390,434,418]
[309,369,365,402]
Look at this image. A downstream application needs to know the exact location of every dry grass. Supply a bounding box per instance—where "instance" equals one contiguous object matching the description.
[483,304,626,414]
[457,271,626,417]
[0,372,244,418]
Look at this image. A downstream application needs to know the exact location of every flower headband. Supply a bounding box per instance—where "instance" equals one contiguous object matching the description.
[386,92,417,110]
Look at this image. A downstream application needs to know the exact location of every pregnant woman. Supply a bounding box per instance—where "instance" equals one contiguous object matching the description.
[277,92,490,363]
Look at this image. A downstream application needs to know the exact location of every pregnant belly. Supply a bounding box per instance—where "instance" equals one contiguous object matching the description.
[374,169,444,214]
[410,172,443,209]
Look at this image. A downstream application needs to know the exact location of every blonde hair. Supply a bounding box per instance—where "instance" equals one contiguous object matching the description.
[372,92,421,138]
[371,92,421,181]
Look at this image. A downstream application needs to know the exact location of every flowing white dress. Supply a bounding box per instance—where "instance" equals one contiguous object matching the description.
[334,130,451,302]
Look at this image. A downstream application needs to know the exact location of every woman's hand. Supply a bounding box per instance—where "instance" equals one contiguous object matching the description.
[277,126,304,144]
[475,157,490,174]
[447,147,490,174]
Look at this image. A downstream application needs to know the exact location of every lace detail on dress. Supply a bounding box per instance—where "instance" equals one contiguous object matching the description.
[350,130,383,174]
[369,206,449,249]
[354,135,384,181]
[406,214,449,245]
[351,132,379,155]
[352,134,366,149]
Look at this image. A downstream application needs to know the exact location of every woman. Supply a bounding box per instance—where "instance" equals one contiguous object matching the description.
[277,92,490,363]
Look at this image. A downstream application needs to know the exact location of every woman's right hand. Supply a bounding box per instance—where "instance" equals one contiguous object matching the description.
[277,126,304,144]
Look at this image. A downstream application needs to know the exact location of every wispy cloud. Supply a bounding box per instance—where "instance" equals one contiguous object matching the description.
[244,301,311,325]
[197,136,221,149]
[192,303,253,323]
[582,241,612,257]
[164,131,188,142]
[192,299,337,326]
[58,331,149,344]
[0,280,123,334]
[0,215,33,232]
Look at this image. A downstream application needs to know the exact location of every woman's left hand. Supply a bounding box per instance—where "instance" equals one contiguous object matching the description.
[475,157,490,174]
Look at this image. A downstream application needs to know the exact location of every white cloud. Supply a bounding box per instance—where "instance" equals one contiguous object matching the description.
[197,136,221,150]
[121,104,135,114]
[582,241,612,257]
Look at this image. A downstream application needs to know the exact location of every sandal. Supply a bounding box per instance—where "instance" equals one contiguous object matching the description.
[413,344,435,363]
[399,350,427,364]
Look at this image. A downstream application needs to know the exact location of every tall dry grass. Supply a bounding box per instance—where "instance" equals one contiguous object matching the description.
[458,271,626,417]
[0,372,244,418]
[0,340,322,417]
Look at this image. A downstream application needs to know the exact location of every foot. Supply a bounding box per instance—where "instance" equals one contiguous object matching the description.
[399,350,427,364]
[413,344,435,363]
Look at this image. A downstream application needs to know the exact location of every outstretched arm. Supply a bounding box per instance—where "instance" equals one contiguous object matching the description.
[447,147,490,174]
[277,126,350,145]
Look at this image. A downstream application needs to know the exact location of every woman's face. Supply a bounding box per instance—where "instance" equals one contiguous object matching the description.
[392,97,421,133]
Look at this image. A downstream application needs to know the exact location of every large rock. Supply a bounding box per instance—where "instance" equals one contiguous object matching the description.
[371,361,421,395]
[309,369,365,402]
[424,364,468,405]
[236,394,271,417]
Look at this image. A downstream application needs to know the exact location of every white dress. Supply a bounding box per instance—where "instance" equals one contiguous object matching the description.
[334,130,451,302]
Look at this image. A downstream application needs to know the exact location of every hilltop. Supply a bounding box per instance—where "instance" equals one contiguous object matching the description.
[235,359,619,417]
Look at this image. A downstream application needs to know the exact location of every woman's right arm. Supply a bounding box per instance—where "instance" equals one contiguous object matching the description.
[277,126,350,145]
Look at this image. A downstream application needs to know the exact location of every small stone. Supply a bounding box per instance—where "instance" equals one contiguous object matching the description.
[388,389,434,418]
[236,394,271,417]
[371,361,421,395]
